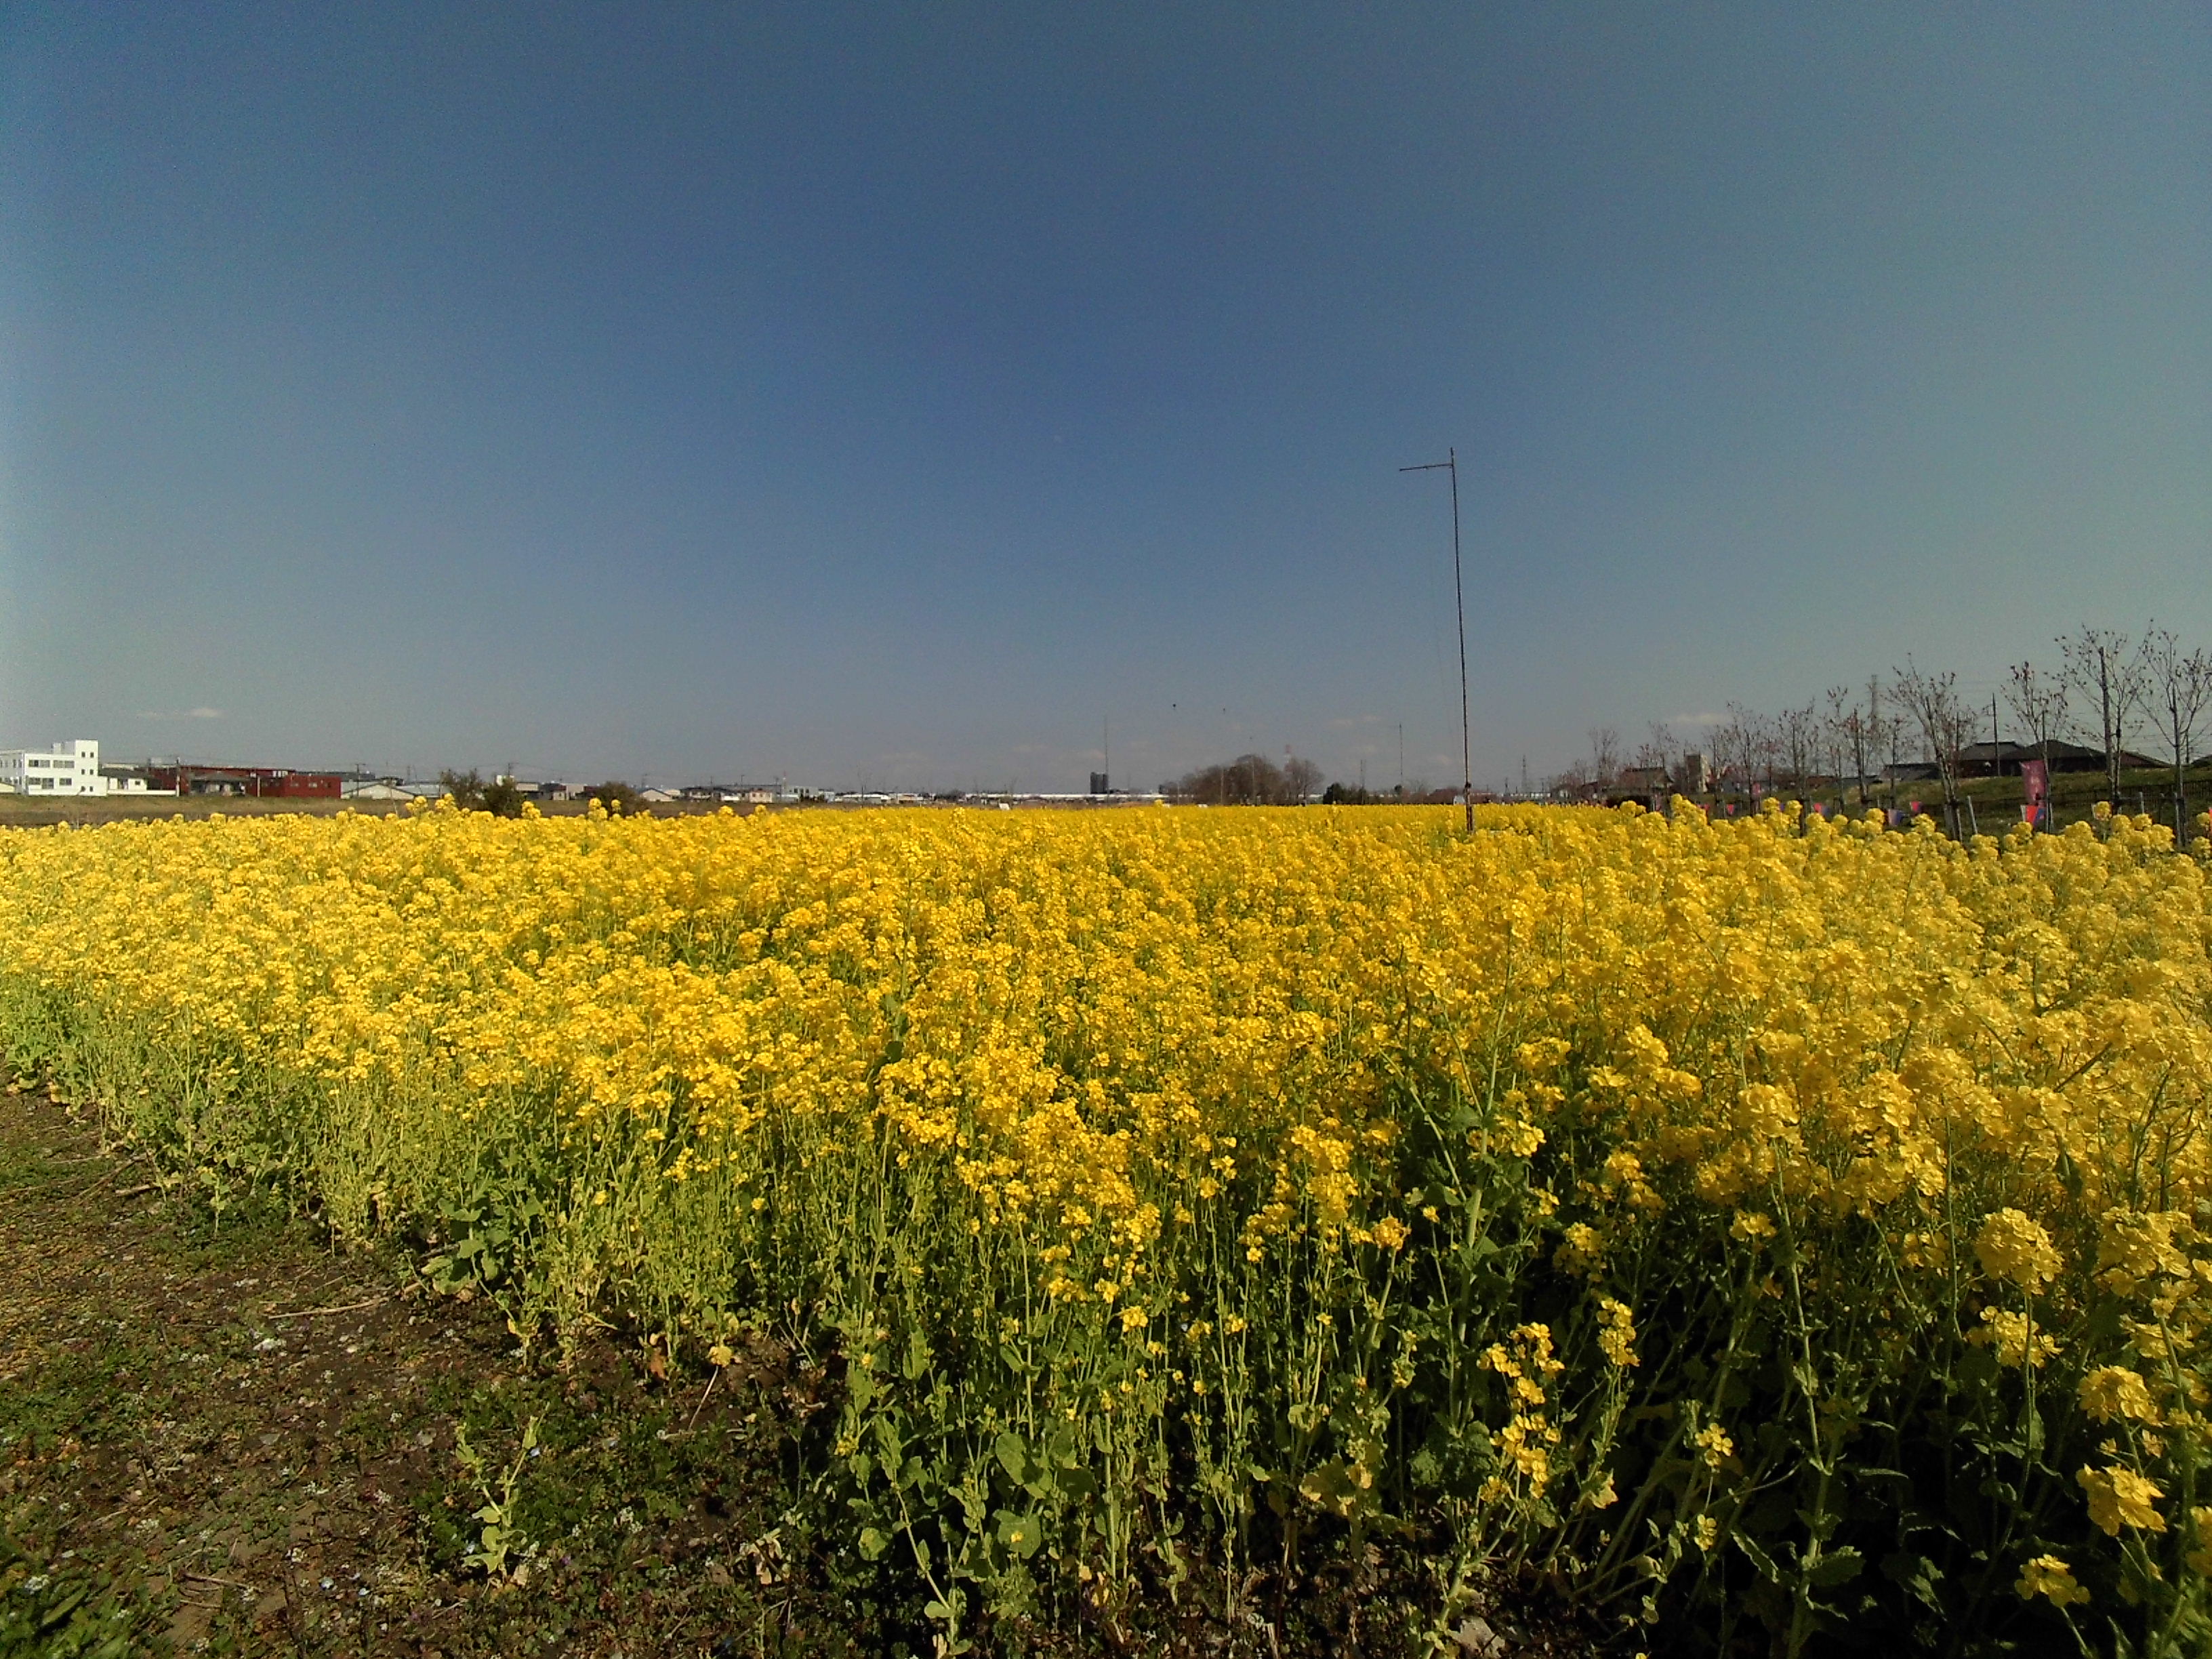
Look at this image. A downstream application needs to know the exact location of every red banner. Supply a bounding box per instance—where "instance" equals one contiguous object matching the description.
[2022,759,2050,827]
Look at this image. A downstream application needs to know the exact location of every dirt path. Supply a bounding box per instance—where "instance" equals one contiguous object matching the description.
[0,1082,849,1658]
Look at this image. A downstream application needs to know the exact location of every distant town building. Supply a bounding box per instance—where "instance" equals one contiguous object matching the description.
[495,777,570,801]
[1,739,110,796]
[1955,740,2157,778]
[1614,764,1671,796]
[146,763,344,799]
[1089,771,1109,796]
[99,764,167,794]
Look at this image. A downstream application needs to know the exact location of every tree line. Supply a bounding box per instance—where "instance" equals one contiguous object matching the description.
[1557,623,2211,839]
[437,770,640,817]
[1165,753,1324,806]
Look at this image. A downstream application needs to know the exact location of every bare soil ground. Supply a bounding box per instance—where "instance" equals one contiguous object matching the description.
[0,1081,853,1658]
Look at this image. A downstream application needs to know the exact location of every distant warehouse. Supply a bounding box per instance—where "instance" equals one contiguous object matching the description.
[148,764,343,799]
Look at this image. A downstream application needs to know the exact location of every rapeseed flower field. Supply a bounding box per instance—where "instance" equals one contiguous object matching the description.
[2,800,2209,1653]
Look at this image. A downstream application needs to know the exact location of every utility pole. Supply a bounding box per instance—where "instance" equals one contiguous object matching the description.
[1397,723,1404,798]
[1401,449,1475,833]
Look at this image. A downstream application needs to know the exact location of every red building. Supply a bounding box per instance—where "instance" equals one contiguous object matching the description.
[146,764,343,799]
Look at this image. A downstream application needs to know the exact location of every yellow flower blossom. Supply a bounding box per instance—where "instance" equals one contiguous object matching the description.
[2015,1555,2089,1608]
[1694,1423,1734,1471]
[2077,1366,2158,1425]
[1977,1209,2063,1293]
[1595,1298,1639,1368]
[3,798,2209,1632]
[1975,1309,2060,1369]
[2078,1465,2167,1536]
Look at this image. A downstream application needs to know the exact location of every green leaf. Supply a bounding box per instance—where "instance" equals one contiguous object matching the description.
[996,1509,1044,1559]
[37,1580,92,1625]
[857,1526,890,1561]
[1881,1551,1944,1612]
[1806,1547,1864,1587]
[994,1431,1029,1485]
[1297,1458,1376,1518]
[1732,1530,1783,1583]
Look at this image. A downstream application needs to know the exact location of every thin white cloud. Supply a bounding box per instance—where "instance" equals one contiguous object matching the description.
[136,706,224,720]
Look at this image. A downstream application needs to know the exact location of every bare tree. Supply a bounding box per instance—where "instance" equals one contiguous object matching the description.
[1711,703,1784,799]
[1586,726,1621,790]
[1711,706,1753,796]
[2060,627,2149,806]
[1822,687,1851,802]
[1882,683,1905,810]
[2142,628,2212,840]
[1547,760,1593,800]
[1778,701,1820,798]
[1636,722,1677,777]
[1891,659,1975,836]
[1864,674,1889,811]
[2003,660,2069,827]
[1829,682,1879,812]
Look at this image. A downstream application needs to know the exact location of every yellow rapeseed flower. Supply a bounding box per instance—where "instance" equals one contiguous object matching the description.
[2078,1465,2167,1536]
[2015,1555,2089,1608]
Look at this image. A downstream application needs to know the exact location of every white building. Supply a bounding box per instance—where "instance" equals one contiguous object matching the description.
[0,739,110,796]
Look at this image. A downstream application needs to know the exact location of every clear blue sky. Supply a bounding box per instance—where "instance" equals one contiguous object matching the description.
[3,4,2206,792]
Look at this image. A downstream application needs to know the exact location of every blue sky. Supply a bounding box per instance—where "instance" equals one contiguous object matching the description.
[3,4,2206,792]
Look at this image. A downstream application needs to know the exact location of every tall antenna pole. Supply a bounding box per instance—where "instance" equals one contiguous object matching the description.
[1401,448,1475,832]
